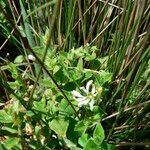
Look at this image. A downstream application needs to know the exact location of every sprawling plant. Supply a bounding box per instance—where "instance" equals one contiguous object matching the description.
[0,0,149,149]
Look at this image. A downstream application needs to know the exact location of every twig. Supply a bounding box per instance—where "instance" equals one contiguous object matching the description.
[116,142,150,147]
[0,14,22,51]
[102,100,150,121]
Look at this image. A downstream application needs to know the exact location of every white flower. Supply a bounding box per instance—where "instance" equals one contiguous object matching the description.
[28,54,36,61]
[72,80,97,111]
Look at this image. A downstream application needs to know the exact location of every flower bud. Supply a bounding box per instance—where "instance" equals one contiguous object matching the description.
[28,54,36,61]
[97,86,103,95]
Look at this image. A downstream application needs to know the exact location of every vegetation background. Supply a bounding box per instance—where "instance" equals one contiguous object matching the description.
[0,0,149,149]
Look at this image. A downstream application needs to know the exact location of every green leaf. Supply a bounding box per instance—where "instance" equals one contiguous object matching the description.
[100,142,116,150]
[77,57,83,71]
[59,99,74,115]
[54,67,68,83]
[2,127,18,134]
[2,137,20,149]
[85,52,96,61]
[53,65,60,74]
[93,123,105,145]
[33,98,47,113]
[14,55,24,63]
[0,144,3,150]
[49,117,69,137]
[95,70,112,84]
[72,46,85,58]
[66,118,79,143]
[74,120,89,135]
[0,110,13,123]
[92,113,102,121]
[78,133,90,147]
[83,71,93,82]
[47,100,58,113]
[83,138,100,150]
[90,46,98,52]
[39,78,52,87]
[107,144,116,150]
[92,106,104,121]
[8,81,21,90]
[7,63,18,79]
[98,56,108,68]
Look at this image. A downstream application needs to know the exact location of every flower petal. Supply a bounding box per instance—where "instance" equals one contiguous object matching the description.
[80,87,88,93]
[72,90,84,98]
[91,85,96,95]
[86,80,93,92]
[75,97,86,102]
[78,98,88,107]
[89,99,94,111]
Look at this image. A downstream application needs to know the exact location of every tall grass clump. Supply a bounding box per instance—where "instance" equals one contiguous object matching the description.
[0,0,149,149]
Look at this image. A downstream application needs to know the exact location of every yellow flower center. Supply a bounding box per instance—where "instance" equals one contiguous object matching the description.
[87,93,94,100]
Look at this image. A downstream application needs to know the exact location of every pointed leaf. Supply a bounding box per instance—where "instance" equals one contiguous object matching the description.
[0,110,13,123]
[78,133,90,147]
[49,117,69,137]
[83,138,100,150]
[2,137,20,149]
[93,123,105,145]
